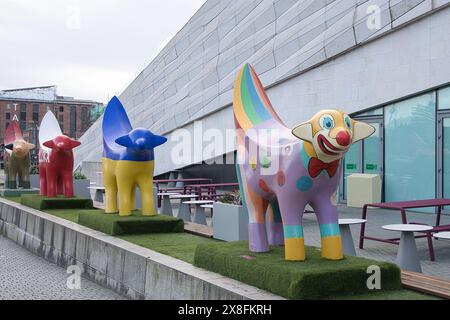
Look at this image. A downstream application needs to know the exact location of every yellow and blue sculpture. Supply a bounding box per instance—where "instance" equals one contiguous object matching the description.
[102,97,167,216]
[233,64,375,261]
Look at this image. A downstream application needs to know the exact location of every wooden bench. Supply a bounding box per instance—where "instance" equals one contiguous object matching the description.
[401,271,450,299]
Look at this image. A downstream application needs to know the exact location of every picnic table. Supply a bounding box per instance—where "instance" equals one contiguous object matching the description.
[153,178,212,189]
[154,178,212,207]
[359,199,450,261]
[185,183,239,200]
[182,200,215,225]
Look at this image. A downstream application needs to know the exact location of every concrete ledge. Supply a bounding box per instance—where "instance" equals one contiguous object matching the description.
[0,198,283,300]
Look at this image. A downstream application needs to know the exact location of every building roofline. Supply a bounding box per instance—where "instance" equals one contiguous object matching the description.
[0,96,102,105]
[0,85,56,92]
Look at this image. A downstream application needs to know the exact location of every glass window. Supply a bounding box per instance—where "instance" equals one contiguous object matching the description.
[342,142,361,200]
[60,106,64,112]
[438,86,450,110]
[384,92,436,205]
[5,112,10,120]
[363,123,382,174]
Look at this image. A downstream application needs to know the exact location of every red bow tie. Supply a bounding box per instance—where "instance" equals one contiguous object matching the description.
[308,158,340,178]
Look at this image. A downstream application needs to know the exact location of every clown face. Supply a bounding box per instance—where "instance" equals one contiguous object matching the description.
[292,110,375,163]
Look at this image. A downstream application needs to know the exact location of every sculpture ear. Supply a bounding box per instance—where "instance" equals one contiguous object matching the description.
[5,144,14,151]
[152,135,168,148]
[43,140,56,149]
[71,140,81,149]
[352,121,376,143]
[26,143,35,150]
[292,123,313,142]
[115,135,133,148]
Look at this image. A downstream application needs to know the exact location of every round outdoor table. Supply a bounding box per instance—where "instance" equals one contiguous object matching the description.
[182,200,215,225]
[434,232,450,240]
[169,194,199,222]
[338,219,366,256]
[382,224,433,273]
[157,193,180,216]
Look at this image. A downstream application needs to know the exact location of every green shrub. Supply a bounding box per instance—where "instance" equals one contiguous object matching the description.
[220,190,242,205]
[74,172,87,180]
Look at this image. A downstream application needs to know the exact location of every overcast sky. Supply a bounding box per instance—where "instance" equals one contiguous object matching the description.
[0,0,206,103]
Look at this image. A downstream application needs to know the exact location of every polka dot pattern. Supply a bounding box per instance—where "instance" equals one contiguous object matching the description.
[259,179,270,193]
[277,171,286,187]
[296,176,313,192]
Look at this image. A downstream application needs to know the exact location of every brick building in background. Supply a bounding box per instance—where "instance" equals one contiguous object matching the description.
[0,86,104,165]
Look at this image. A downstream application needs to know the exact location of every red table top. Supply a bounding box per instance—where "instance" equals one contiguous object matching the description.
[366,199,450,209]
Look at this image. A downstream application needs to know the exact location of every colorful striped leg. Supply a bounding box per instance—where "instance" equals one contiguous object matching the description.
[268,199,284,246]
[278,196,306,261]
[236,164,269,252]
[313,201,343,260]
[247,196,269,253]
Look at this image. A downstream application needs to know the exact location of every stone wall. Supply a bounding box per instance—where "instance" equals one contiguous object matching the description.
[0,198,282,300]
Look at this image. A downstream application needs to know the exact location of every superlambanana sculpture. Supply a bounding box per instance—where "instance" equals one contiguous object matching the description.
[3,121,35,189]
[234,64,375,261]
[102,97,167,216]
[39,111,81,198]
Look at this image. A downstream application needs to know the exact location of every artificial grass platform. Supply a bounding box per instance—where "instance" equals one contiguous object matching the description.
[194,241,402,300]
[120,233,218,264]
[20,194,93,210]
[78,210,184,236]
[0,188,39,197]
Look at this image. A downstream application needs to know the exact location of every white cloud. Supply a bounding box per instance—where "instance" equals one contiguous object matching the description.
[0,0,206,103]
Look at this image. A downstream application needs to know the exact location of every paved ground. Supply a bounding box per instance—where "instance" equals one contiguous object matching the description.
[309,206,450,280]
[0,236,126,300]
[169,202,450,280]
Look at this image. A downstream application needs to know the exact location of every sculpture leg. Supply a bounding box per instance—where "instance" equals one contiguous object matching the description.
[130,183,137,211]
[247,195,269,253]
[102,159,118,214]
[104,174,118,214]
[312,200,343,260]
[18,169,30,189]
[117,180,133,217]
[138,177,156,216]
[57,175,64,195]
[277,194,306,261]
[8,166,17,189]
[46,169,57,198]
[63,171,74,198]
[238,173,270,253]
[268,199,284,246]
[39,164,47,196]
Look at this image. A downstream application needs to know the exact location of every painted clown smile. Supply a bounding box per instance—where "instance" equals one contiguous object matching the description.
[317,134,342,156]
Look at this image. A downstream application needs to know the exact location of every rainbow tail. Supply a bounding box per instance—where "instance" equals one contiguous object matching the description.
[233,63,284,132]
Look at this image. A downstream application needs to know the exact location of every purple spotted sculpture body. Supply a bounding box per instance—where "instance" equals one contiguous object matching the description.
[233,64,375,261]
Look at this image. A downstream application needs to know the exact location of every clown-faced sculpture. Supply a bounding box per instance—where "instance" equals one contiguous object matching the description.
[234,64,375,261]
[39,111,81,198]
[3,121,35,189]
[102,96,167,217]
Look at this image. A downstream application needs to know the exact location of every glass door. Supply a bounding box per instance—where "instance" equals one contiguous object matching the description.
[340,118,384,202]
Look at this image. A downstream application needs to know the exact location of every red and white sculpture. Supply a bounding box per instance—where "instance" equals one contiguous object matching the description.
[38,111,81,198]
